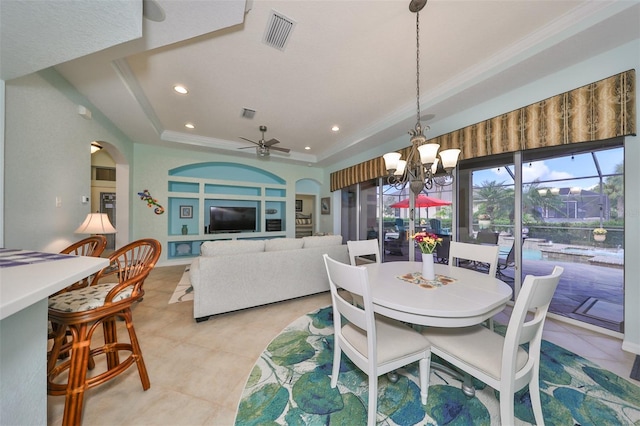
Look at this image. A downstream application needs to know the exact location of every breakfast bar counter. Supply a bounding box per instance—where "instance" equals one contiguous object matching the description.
[0,250,108,425]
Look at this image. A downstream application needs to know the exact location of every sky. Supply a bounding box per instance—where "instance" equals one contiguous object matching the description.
[472,147,623,191]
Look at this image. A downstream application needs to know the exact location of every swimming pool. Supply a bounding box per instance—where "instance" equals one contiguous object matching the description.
[560,247,624,258]
[499,247,543,260]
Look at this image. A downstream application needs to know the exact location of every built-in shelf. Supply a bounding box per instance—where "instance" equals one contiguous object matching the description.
[166,162,289,260]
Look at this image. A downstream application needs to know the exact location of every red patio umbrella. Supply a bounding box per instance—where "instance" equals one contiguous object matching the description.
[390,194,451,208]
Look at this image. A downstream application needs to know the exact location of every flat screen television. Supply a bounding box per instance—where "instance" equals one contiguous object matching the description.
[209,206,257,233]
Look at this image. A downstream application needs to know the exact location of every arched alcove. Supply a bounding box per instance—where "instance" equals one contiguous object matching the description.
[295,178,321,237]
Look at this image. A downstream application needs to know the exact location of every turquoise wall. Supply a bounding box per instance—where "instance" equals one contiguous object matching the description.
[132,143,325,255]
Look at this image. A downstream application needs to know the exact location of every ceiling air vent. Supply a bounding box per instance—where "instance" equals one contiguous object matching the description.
[241,108,256,119]
[263,10,296,51]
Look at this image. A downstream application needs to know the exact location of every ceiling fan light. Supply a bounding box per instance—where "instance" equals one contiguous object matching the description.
[440,148,461,170]
[417,143,439,165]
[383,152,402,172]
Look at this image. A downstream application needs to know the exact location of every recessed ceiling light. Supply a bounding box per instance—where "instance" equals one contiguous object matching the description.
[174,85,188,94]
[331,125,339,132]
[305,146,311,150]
[185,123,195,129]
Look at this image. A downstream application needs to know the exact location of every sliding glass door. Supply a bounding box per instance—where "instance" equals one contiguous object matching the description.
[456,142,624,332]
[339,140,624,333]
[521,144,624,332]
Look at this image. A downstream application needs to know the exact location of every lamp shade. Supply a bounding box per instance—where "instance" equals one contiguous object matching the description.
[394,160,407,176]
[75,213,116,234]
[417,143,439,165]
[383,152,401,171]
[430,158,439,174]
[439,148,461,170]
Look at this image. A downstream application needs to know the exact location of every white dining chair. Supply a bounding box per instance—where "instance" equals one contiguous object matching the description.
[323,254,431,426]
[421,266,564,426]
[347,239,381,266]
[347,239,381,307]
[448,241,500,276]
[448,241,501,328]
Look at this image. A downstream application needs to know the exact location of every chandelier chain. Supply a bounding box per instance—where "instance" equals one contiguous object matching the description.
[415,11,421,126]
[382,1,459,195]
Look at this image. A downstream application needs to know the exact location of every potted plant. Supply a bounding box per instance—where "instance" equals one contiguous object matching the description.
[593,228,607,242]
[478,213,492,230]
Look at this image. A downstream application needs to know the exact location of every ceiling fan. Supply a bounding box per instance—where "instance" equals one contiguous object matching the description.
[238,125,291,157]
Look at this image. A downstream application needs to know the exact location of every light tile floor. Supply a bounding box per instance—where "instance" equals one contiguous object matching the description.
[47,265,639,425]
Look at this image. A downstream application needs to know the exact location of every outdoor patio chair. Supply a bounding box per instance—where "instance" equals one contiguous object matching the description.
[421,266,564,425]
[497,241,517,279]
[476,230,499,245]
[434,234,450,264]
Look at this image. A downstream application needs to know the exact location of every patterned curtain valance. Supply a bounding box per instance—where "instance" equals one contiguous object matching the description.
[331,69,636,192]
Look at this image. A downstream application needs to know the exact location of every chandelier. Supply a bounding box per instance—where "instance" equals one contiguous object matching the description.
[383,0,460,196]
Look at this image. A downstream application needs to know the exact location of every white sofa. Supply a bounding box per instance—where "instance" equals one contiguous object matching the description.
[190,235,349,321]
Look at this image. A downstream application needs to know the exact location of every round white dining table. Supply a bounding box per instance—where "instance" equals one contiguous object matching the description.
[363,261,512,327]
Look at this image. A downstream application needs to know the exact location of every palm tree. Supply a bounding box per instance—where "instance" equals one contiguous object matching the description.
[603,162,624,218]
[523,181,563,221]
[476,180,512,220]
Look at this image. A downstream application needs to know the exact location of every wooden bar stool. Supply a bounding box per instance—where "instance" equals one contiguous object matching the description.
[47,239,161,426]
[48,235,108,359]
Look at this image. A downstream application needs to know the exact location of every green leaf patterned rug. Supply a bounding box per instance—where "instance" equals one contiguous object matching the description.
[235,306,640,425]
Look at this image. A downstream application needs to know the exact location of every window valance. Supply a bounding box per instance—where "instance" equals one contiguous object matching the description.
[331,69,636,192]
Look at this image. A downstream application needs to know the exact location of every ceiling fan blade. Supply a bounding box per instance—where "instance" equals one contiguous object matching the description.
[239,137,259,145]
[269,146,290,153]
[263,138,280,147]
[237,146,256,150]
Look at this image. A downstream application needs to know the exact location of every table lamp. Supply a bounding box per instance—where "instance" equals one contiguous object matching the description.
[75,213,117,234]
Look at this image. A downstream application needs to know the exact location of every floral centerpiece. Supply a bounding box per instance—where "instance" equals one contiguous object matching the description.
[412,232,442,254]
[413,232,442,281]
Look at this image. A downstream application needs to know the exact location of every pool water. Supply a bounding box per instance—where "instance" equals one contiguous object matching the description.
[523,249,543,260]
[499,247,542,260]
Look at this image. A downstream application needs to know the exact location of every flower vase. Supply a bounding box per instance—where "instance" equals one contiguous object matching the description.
[594,234,606,242]
[422,253,435,281]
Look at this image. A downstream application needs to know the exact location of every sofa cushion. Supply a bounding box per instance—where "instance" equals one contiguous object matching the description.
[265,238,304,252]
[200,240,265,256]
[302,235,343,248]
